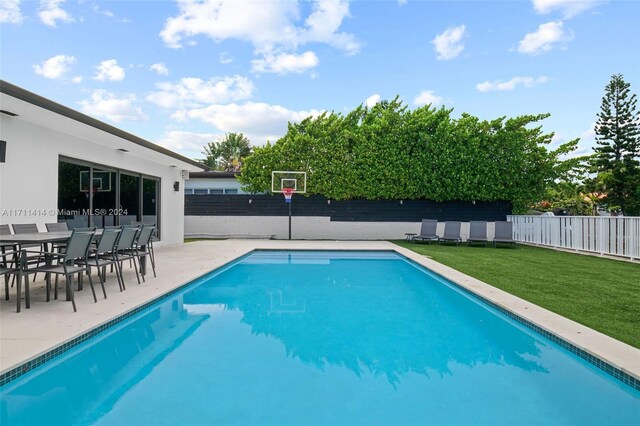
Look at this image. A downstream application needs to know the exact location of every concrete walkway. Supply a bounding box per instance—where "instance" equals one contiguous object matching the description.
[1,240,638,382]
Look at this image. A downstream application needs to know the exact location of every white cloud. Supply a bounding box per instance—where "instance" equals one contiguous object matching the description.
[147,76,254,109]
[172,102,321,143]
[161,0,358,52]
[432,25,466,61]
[518,21,572,55]
[219,52,233,64]
[581,122,596,140]
[160,0,358,75]
[414,90,444,106]
[532,0,601,18]
[476,76,549,92]
[94,59,126,81]
[38,0,74,27]
[71,75,83,84]
[398,0,408,5]
[150,63,169,76]
[251,51,319,74]
[0,0,23,24]
[91,4,130,23]
[80,90,148,122]
[157,130,221,157]
[33,54,76,79]
[365,94,381,108]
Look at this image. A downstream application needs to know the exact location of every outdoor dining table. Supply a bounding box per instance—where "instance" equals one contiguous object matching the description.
[0,230,109,303]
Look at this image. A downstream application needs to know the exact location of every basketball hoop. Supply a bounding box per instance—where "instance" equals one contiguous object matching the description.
[282,187,294,203]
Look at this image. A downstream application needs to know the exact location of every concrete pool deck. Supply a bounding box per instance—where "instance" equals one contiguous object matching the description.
[1,239,639,384]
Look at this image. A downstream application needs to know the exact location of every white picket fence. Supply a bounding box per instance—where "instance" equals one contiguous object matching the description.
[507,215,640,260]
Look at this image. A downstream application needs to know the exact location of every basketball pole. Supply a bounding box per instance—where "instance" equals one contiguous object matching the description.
[288,198,292,240]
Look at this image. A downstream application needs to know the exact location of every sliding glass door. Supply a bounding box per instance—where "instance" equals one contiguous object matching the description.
[57,157,161,238]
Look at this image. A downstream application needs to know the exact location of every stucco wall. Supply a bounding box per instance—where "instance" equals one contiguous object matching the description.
[0,115,188,246]
[185,215,498,241]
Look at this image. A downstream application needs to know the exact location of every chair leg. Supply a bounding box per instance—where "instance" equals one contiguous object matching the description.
[97,267,107,299]
[132,256,141,284]
[4,274,9,301]
[149,251,157,278]
[66,274,77,312]
[24,272,30,309]
[86,270,97,303]
[115,262,125,291]
[16,273,21,313]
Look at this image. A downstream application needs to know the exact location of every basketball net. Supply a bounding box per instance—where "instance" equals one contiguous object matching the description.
[282,187,294,203]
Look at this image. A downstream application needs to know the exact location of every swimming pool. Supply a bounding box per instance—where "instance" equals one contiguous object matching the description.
[1,250,638,425]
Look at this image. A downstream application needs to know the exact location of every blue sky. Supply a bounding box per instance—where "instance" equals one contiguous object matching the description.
[1,0,639,160]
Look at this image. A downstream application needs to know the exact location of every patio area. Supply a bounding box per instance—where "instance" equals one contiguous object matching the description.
[1,239,639,384]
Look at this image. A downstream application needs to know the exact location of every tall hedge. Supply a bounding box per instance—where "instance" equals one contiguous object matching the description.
[238,98,567,212]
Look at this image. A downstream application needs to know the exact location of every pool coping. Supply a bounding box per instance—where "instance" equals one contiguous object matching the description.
[1,240,639,391]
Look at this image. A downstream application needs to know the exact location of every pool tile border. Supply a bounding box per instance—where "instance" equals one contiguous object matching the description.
[1,248,639,392]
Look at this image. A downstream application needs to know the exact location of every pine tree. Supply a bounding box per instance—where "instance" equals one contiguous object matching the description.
[594,74,640,214]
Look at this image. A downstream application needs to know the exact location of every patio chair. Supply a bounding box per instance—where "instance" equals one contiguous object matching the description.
[412,219,439,244]
[467,221,488,246]
[78,226,124,295]
[493,221,516,247]
[46,222,69,253]
[133,225,157,282]
[439,221,462,245]
[22,228,97,312]
[1,249,27,312]
[115,226,142,286]
[11,223,45,279]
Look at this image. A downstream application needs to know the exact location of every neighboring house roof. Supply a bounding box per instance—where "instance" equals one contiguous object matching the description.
[0,79,206,171]
[189,171,240,179]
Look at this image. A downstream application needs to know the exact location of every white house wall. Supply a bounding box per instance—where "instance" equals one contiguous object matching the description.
[0,115,189,246]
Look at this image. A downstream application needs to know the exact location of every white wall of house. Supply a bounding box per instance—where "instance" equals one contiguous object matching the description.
[0,90,202,246]
[185,178,248,194]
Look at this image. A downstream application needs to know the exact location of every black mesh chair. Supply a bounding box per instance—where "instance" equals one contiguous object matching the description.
[1,249,27,312]
[78,226,124,294]
[11,223,45,278]
[115,226,142,285]
[22,228,97,312]
[134,225,157,282]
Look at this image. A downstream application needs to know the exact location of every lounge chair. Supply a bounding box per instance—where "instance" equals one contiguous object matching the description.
[412,219,439,244]
[467,221,488,246]
[493,221,516,247]
[440,221,462,245]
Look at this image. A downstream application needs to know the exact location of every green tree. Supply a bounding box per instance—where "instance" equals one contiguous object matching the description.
[594,74,640,214]
[239,97,575,212]
[200,132,252,171]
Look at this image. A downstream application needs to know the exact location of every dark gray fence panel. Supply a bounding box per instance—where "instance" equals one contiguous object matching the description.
[185,194,511,222]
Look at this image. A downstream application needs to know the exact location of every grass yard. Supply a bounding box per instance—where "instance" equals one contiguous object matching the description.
[393,241,640,349]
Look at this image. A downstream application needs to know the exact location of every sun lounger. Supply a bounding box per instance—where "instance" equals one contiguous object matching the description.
[467,221,488,246]
[412,219,439,244]
[439,221,462,245]
[493,221,516,247]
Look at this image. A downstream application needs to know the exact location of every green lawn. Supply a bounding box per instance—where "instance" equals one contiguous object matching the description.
[393,241,640,349]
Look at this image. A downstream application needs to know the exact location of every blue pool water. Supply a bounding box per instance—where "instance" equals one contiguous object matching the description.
[1,251,639,425]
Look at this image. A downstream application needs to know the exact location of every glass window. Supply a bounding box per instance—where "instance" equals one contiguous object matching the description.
[193,189,208,195]
[143,178,159,238]
[119,173,140,225]
[185,189,194,195]
[91,168,117,228]
[224,189,238,194]
[58,161,91,229]
[210,189,224,194]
